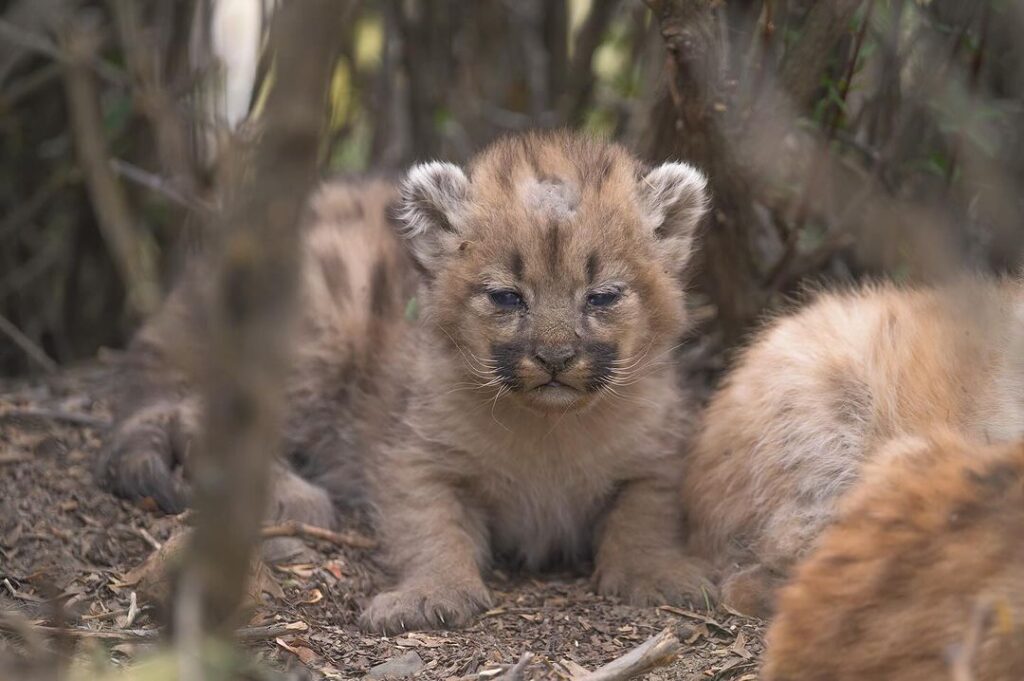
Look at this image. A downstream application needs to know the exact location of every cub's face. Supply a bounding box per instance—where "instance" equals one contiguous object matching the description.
[395,133,708,412]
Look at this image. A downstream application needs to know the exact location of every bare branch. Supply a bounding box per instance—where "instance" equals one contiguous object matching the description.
[561,0,623,123]
[779,0,864,112]
[0,312,57,373]
[261,521,378,550]
[61,15,160,317]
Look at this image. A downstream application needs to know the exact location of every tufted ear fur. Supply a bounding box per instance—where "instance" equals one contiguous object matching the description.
[638,161,710,270]
[393,161,470,274]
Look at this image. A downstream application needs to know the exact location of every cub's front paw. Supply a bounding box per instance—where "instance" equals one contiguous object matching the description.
[98,412,192,514]
[595,550,717,608]
[359,578,492,634]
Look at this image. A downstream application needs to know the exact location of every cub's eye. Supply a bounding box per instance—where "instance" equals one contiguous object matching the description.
[488,289,525,309]
[587,290,621,308]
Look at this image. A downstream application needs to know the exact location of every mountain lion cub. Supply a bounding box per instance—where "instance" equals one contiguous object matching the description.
[98,131,716,632]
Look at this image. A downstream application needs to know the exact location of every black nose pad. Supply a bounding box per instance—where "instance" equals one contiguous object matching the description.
[534,346,577,373]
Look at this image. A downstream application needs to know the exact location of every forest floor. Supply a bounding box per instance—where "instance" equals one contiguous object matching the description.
[0,363,765,681]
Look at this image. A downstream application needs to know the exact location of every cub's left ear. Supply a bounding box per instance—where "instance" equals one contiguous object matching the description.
[393,161,470,274]
[638,161,710,269]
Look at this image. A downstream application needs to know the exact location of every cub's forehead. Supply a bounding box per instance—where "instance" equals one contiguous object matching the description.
[520,176,581,222]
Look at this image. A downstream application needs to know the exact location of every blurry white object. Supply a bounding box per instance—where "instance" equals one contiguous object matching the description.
[193,0,279,164]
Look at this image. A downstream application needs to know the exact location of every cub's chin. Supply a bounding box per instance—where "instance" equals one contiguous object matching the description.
[520,380,592,412]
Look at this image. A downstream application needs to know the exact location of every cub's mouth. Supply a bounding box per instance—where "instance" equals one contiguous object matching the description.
[525,378,586,409]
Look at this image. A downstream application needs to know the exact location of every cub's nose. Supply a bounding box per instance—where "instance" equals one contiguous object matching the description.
[534,345,577,374]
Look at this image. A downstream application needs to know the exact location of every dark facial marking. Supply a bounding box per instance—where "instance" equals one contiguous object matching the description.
[491,342,525,389]
[545,220,561,272]
[369,258,391,317]
[584,341,618,391]
[586,252,599,285]
[510,251,524,280]
[523,143,542,177]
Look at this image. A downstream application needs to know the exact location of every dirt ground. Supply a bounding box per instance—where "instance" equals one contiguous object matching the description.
[0,362,765,680]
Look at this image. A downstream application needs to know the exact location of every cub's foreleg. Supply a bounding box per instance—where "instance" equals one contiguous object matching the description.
[594,477,717,607]
[360,442,491,633]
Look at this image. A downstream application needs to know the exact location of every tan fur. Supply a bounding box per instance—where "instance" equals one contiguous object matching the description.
[761,431,1024,681]
[98,179,414,559]
[684,278,1024,616]
[361,132,713,631]
[99,132,715,629]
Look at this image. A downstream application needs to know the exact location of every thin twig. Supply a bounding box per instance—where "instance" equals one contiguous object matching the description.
[0,620,308,643]
[261,521,378,550]
[0,18,127,86]
[578,628,681,681]
[496,652,535,681]
[0,408,109,428]
[135,526,163,551]
[0,313,58,373]
[110,159,211,214]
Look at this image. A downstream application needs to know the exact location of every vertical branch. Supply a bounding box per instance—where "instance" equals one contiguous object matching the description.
[61,15,160,317]
[779,0,864,112]
[111,0,201,201]
[644,0,767,341]
[184,0,351,630]
[561,0,623,124]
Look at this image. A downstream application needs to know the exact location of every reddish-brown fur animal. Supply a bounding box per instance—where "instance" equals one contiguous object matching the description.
[98,131,716,631]
[761,430,1024,681]
[683,279,1024,617]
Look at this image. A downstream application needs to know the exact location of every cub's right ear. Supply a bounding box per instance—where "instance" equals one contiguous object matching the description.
[393,161,470,273]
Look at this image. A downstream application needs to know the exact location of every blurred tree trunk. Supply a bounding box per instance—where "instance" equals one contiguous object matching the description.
[643,0,767,342]
[184,0,351,630]
[643,0,869,343]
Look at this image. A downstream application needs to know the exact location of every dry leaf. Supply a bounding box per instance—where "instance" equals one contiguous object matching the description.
[275,636,320,665]
[299,588,323,605]
[323,561,345,581]
[728,630,753,659]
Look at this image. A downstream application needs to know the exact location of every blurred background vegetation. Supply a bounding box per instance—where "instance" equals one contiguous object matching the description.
[1,0,1022,376]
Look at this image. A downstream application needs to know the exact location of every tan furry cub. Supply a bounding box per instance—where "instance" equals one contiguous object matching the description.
[762,430,1024,681]
[683,278,1024,617]
[98,131,715,632]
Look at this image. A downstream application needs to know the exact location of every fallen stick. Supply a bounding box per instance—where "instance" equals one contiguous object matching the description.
[0,407,110,429]
[261,521,377,550]
[0,620,308,643]
[498,652,534,681]
[578,628,682,681]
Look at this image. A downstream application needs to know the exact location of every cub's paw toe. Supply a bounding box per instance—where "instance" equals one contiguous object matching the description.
[97,405,195,514]
[596,554,717,608]
[98,439,190,514]
[359,580,492,634]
